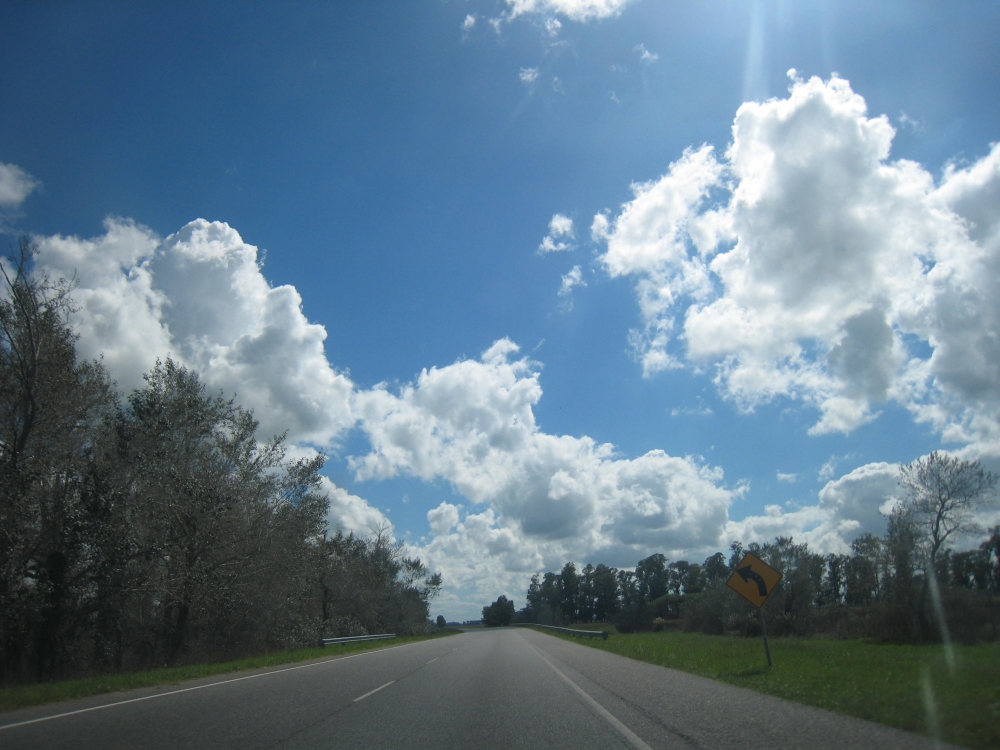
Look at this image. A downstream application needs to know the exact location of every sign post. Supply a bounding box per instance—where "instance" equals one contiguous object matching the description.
[726,552,782,667]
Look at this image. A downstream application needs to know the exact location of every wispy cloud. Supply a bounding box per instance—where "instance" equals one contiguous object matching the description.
[558,265,587,310]
[898,111,923,130]
[669,401,713,417]
[635,43,659,64]
[0,161,40,227]
[519,67,540,84]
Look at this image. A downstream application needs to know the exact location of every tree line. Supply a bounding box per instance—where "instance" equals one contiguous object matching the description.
[1,241,440,685]
[514,453,999,643]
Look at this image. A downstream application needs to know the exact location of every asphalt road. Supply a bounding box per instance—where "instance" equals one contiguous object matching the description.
[0,628,957,749]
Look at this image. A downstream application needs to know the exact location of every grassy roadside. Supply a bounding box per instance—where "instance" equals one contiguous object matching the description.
[530,627,999,750]
[0,628,462,714]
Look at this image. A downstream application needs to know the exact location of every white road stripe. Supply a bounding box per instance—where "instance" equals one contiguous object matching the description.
[526,641,654,750]
[426,658,438,664]
[352,680,395,703]
[0,640,432,732]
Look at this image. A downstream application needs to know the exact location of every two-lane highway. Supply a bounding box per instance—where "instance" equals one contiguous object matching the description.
[0,628,955,749]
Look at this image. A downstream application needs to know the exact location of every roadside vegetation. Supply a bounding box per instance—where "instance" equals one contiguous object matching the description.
[487,424,1000,747]
[0,629,462,713]
[513,453,998,645]
[1,240,442,690]
[536,628,998,750]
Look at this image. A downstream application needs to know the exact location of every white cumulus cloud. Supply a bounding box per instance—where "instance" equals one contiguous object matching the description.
[726,462,901,554]
[322,477,393,536]
[519,67,540,84]
[538,213,575,253]
[504,0,634,22]
[559,265,586,296]
[351,339,734,564]
[32,218,355,448]
[593,72,1000,452]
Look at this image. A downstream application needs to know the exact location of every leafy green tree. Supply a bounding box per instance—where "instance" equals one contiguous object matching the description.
[727,541,744,571]
[481,595,515,627]
[577,563,596,622]
[983,526,1000,592]
[616,569,638,607]
[559,562,580,622]
[667,560,705,595]
[944,547,991,591]
[885,506,920,598]
[820,554,850,605]
[702,552,728,584]
[436,615,446,628]
[524,571,561,624]
[591,564,620,621]
[635,553,668,602]
[844,533,884,606]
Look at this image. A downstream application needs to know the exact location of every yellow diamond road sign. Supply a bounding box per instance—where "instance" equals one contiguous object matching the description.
[726,552,782,609]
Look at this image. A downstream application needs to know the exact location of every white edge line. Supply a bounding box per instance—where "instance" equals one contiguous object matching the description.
[525,640,654,750]
[0,641,423,732]
[426,658,438,664]
[352,680,395,703]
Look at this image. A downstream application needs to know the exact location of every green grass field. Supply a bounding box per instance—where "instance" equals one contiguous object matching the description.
[536,627,999,750]
[0,629,462,714]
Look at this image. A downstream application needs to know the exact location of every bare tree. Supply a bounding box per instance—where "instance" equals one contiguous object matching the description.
[899,452,998,571]
[1,238,116,680]
[899,452,998,640]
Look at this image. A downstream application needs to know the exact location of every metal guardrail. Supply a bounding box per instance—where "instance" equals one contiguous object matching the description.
[317,633,396,648]
[517,623,609,640]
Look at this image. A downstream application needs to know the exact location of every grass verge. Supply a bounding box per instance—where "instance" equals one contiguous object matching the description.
[0,628,462,714]
[531,627,999,750]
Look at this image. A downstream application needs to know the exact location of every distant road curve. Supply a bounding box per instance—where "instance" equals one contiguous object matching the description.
[0,628,955,749]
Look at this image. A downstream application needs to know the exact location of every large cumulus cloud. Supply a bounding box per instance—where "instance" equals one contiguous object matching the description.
[595,72,1000,451]
[351,338,735,562]
[33,218,355,447]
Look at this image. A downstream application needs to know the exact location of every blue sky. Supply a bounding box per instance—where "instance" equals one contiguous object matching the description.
[2,0,999,619]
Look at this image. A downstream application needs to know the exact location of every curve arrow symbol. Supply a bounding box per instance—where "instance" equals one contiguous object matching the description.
[737,565,768,597]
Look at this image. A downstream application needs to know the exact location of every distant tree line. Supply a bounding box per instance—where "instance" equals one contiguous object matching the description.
[1,241,440,685]
[519,454,999,644]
